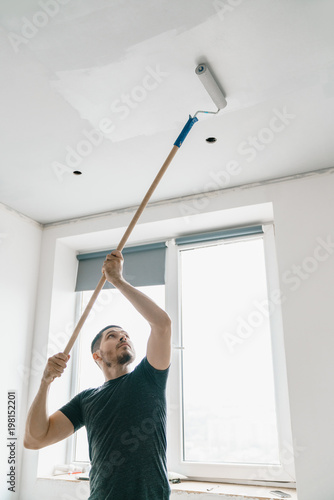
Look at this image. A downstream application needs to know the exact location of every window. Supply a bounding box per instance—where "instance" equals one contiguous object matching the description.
[180,237,280,465]
[168,225,294,482]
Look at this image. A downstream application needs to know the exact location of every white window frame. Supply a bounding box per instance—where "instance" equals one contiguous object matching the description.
[67,224,295,485]
[166,224,295,484]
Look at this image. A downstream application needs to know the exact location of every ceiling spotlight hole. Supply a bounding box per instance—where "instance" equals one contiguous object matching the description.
[206,137,217,143]
[73,170,82,175]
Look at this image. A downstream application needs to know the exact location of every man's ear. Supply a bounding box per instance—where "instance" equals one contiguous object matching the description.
[92,350,102,365]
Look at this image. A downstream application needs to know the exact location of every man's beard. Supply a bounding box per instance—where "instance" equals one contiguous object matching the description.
[100,347,135,368]
[117,350,135,365]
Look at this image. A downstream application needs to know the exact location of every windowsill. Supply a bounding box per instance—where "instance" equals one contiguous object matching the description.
[39,474,87,482]
[38,476,297,499]
[170,480,297,499]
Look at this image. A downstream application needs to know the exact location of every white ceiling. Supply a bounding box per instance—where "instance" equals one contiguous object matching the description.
[0,0,333,224]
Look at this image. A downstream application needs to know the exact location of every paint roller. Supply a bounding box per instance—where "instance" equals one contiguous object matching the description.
[194,63,227,114]
[63,63,227,355]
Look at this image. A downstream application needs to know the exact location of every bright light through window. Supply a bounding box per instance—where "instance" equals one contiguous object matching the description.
[180,237,280,465]
[74,285,165,462]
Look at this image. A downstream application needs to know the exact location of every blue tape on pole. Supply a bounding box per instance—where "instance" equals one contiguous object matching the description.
[174,115,198,148]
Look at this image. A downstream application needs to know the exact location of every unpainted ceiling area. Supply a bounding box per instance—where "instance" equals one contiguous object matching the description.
[0,0,333,224]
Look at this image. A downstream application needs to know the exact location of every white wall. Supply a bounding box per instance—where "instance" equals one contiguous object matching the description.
[0,204,42,500]
[18,171,334,500]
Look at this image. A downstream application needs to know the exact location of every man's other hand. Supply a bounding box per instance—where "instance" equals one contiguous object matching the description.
[42,353,70,385]
[102,250,124,285]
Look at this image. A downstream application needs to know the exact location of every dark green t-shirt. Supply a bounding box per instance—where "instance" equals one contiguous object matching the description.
[60,357,170,500]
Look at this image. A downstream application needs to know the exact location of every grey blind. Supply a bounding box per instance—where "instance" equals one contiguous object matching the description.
[175,225,263,246]
[75,242,167,291]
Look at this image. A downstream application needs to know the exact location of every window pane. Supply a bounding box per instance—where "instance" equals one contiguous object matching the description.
[74,285,165,462]
[180,238,280,465]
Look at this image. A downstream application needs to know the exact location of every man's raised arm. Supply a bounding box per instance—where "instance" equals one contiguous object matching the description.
[102,251,171,370]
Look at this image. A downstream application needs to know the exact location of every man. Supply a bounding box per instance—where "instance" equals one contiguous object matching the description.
[24,250,172,499]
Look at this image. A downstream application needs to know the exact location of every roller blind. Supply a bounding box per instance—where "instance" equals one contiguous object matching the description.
[75,242,167,291]
[175,225,263,246]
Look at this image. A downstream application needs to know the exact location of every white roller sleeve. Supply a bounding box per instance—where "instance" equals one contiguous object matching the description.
[195,63,227,110]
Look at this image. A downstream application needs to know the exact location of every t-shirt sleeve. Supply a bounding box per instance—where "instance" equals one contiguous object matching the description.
[137,356,170,390]
[59,392,85,432]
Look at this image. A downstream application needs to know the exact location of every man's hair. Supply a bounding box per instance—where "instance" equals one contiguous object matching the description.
[91,325,122,354]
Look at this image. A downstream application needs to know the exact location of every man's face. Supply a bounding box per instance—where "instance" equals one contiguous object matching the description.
[96,326,136,368]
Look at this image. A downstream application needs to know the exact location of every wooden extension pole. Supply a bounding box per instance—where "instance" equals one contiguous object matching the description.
[63,145,179,355]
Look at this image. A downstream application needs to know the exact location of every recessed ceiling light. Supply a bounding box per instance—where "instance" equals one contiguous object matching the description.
[206,137,217,143]
[73,170,82,175]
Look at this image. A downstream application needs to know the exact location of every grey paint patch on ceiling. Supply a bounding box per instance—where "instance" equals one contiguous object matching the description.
[0,0,221,142]
[49,30,204,142]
